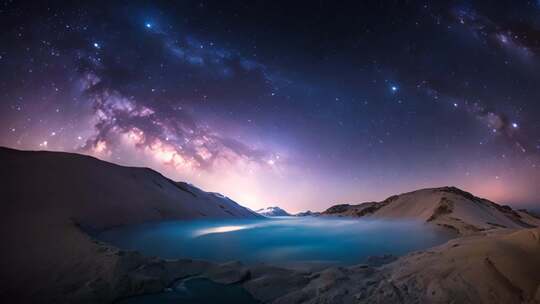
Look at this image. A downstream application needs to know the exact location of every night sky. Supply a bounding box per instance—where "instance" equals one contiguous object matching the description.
[2,1,540,212]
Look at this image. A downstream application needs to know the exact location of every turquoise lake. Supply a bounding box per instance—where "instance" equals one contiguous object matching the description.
[98,216,454,269]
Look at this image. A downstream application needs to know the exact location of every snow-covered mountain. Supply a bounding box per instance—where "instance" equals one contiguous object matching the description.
[256,206,290,217]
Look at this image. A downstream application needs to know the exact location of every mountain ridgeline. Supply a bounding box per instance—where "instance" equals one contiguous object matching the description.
[0,146,260,231]
[322,186,540,234]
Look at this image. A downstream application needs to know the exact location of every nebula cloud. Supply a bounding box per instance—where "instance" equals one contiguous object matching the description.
[79,73,272,171]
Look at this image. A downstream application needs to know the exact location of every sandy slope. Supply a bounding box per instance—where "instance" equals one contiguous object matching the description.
[0,147,258,229]
[323,187,540,235]
[0,147,259,302]
[376,228,540,303]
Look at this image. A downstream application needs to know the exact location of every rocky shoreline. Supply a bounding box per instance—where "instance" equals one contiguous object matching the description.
[76,225,540,304]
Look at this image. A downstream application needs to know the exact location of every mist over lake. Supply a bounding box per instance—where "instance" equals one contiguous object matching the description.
[98,217,454,268]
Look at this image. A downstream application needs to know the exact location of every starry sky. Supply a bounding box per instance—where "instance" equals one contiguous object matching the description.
[1,1,540,212]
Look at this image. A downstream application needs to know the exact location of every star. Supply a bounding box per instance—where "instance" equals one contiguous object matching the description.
[2,0,540,217]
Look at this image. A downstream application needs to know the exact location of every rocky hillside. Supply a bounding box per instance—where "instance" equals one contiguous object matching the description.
[256,206,291,217]
[322,187,540,235]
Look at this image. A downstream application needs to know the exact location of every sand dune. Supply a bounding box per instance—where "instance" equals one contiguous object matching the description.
[323,186,540,235]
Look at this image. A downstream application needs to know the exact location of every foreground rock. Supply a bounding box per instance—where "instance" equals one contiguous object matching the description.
[323,187,540,235]
[377,228,540,304]
[242,228,540,304]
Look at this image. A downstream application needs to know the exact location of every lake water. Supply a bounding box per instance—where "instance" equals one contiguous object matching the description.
[98,216,454,269]
[115,278,259,304]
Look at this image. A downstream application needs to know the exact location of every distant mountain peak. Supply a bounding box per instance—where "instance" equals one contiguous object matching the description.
[294,210,321,217]
[256,206,290,217]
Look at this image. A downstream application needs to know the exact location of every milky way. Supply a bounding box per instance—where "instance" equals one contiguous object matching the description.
[1,1,540,212]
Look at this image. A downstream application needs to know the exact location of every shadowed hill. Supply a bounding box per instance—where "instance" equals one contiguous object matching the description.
[0,147,259,302]
[0,147,259,229]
